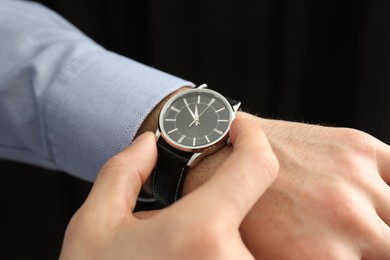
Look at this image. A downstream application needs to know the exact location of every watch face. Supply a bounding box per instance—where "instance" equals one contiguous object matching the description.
[159,88,235,151]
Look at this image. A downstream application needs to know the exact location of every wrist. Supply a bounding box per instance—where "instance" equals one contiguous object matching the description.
[143,87,245,203]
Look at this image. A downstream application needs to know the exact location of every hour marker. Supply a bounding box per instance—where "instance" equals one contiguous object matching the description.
[217,119,228,122]
[165,118,176,122]
[214,129,223,135]
[193,138,196,146]
[208,98,215,106]
[170,106,180,113]
[168,128,178,134]
[197,95,201,104]
[215,107,225,113]
[178,135,185,143]
[205,135,210,143]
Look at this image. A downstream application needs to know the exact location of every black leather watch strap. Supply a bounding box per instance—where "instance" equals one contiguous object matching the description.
[151,138,192,206]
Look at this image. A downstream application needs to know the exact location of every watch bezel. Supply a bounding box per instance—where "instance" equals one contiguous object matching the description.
[158,88,235,153]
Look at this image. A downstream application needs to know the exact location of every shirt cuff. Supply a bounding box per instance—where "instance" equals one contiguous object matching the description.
[45,49,194,182]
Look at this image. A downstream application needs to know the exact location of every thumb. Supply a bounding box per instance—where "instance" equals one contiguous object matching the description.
[85,132,157,214]
[172,116,279,227]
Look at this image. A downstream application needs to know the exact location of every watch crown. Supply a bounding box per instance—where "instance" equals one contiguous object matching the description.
[197,83,208,89]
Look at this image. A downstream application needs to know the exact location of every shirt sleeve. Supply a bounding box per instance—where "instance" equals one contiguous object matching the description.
[0,0,194,182]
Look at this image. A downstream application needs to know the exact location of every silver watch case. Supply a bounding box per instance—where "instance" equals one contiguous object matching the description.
[156,84,241,168]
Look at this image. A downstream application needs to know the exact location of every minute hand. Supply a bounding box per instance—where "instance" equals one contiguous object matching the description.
[189,104,210,127]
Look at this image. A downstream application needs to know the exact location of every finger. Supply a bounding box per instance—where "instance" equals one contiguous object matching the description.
[172,116,279,227]
[85,132,157,214]
[374,179,390,227]
[362,213,390,259]
[376,141,390,184]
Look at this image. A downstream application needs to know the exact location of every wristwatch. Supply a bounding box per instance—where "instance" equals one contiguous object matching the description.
[147,84,241,206]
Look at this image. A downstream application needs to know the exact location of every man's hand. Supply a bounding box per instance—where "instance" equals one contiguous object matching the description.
[184,112,390,259]
[59,117,278,260]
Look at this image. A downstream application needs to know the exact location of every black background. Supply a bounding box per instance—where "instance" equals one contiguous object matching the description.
[2,1,390,259]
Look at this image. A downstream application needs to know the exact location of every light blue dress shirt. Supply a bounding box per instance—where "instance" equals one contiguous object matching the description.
[0,0,194,182]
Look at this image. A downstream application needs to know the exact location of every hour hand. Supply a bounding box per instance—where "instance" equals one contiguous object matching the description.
[189,105,201,127]
[183,98,197,121]
[194,105,200,126]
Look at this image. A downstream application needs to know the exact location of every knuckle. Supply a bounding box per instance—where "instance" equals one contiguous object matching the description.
[335,128,378,159]
[319,181,389,250]
[321,183,361,223]
[320,182,379,238]
[325,128,380,181]
[364,222,390,247]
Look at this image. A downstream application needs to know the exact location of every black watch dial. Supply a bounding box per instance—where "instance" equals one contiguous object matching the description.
[159,88,234,150]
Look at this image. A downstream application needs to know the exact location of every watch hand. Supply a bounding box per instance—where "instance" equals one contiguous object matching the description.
[183,98,197,122]
[189,104,201,127]
[194,105,200,126]
[189,104,210,127]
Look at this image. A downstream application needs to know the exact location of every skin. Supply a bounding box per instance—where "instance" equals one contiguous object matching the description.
[138,88,390,259]
[186,113,390,259]
[59,117,279,259]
